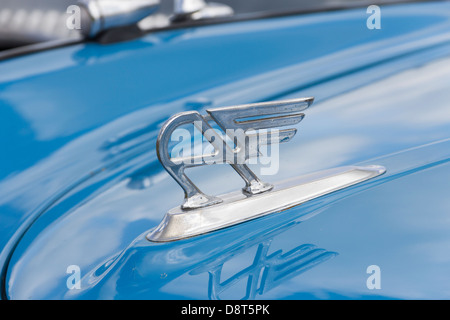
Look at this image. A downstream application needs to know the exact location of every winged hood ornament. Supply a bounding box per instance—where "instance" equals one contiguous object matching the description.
[148,97,386,242]
[157,97,313,210]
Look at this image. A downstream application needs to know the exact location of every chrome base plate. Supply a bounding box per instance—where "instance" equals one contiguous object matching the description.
[147,165,386,242]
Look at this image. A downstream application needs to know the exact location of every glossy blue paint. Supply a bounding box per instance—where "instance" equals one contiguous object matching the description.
[1,2,450,299]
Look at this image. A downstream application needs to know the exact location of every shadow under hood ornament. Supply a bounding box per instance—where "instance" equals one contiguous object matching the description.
[147,97,386,242]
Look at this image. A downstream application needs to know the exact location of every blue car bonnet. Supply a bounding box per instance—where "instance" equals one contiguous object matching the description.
[1,1,450,299]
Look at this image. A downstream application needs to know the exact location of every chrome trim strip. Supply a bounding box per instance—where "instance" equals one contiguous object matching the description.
[78,0,160,38]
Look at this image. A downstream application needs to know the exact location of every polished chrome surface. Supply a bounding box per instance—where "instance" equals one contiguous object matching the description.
[156,97,314,210]
[147,165,386,242]
[174,0,205,14]
[78,0,160,37]
[172,0,233,22]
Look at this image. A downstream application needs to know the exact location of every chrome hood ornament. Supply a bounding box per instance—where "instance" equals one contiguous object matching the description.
[157,97,313,210]
[148,97,386,242]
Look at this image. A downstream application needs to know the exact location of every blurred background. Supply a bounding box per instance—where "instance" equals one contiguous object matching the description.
[0,0,414,52]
